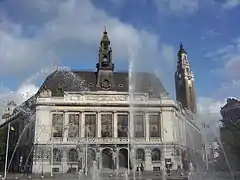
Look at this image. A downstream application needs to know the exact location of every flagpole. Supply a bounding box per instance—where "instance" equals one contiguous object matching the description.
[50,126,53,177]
[4,123,10,179]
[127,115,130,175]
[85,125,88,176]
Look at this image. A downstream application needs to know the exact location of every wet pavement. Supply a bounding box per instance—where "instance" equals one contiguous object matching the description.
[0,171,239,180]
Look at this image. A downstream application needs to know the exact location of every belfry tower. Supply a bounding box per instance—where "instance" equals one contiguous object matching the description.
[175,43,197,113]
[96,27,115,90]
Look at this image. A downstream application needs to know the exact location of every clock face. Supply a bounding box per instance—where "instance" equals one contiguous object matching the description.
[101,79,110,88]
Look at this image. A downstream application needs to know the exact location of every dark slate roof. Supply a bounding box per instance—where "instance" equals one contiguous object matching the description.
[221,98,240,111]
[37,69,168,97]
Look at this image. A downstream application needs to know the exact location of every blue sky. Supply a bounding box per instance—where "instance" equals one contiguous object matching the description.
[0,0,240,118]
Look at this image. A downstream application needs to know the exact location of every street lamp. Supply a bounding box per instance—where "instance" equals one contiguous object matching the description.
[85,126,89,176]
[41,150,44,177]
[4,123,15,179]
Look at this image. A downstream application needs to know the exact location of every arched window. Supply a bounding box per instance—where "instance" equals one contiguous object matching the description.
[136,149,145,161]
[68,148,78,162]
[151,148,161,161]
[53,148,62,162]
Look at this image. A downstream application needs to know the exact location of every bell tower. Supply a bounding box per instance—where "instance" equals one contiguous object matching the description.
[96,27,115,90]
[175,43,197,113]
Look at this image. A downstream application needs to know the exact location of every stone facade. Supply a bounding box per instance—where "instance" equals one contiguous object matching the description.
[0,30,203,174]
[24,91,200,173]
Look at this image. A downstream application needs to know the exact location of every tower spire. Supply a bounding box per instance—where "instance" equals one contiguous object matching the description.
[101,26,110,44]
[178,42,187,56]
[175,43,197,113]
[104,26,107,34]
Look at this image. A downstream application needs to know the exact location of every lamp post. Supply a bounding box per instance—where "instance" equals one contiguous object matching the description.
[4,123,14,179]
[85,126,89,176]
[41,150,44,177]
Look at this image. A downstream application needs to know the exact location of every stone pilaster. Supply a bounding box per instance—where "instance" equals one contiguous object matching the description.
[63,111,69,142]
[145,149,152,171]
[96,152,101,169]
[97,112,101,138]
[99,150,102,169]
[62,149,68,173]
[129,112,134,139]
[116,149,119,170]
[81,112,85,138]
[113,112,118,138]
[145,113,149,142]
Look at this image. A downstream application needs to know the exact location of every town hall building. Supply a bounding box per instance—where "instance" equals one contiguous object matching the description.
[0,29,203,174]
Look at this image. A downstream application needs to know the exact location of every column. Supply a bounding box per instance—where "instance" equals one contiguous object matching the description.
[97,152,101,169]
[99,149,102,169]
[145,113,149,142]
[62,149,68,173]
[145,149,152,171]
[81,112,85,138]
[116,150,119,170]
[63,111,69,142]
[97,112,101,138]
[129,112,134,139]
[113,112,118,138]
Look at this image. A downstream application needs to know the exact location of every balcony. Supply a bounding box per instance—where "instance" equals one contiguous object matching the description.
[149,137,162,142]
[64,137,149,144]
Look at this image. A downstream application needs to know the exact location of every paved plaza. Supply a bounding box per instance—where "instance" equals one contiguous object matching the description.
[0,171,239,180]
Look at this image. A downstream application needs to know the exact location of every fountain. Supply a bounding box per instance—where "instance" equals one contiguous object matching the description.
[0,65,237,180]
[128,47,137,180]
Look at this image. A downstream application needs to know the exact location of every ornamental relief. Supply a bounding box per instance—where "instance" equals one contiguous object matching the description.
[65,94,148,102]
[85,95,128,101]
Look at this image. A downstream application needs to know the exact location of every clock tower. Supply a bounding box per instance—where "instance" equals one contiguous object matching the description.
[96,27,115,90]
[175,43,197,113]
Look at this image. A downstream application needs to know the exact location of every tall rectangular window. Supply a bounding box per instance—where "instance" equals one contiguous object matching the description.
[52,114,64,137]
[117,114,128,138]
[101,114,113,138]
[85,114,96,138]
[134,115,144,138]
[68,114,80,137]
[149,114,161,137]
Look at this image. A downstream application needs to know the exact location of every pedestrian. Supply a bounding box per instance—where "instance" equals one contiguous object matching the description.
[140,162,144,172]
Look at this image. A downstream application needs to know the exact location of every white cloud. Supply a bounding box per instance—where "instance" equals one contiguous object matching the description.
[222,0,240,9]
[206,37,240,98]
[153,0,199,14]
[197,97,225,115]
[0,0,175,77]
[0,83,38,124]
[197,97,225,141]
[0,0,178,122]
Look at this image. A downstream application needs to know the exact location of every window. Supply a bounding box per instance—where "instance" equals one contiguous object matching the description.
[53,148,62,162]
[153,167,161,171]
[68,114,80,137]
[117,114,128,138]
[101,114,113,138]
[151,148,161,161]
[52,114,63,137]
[85,114,96,137]
[149,114,160,137]
[134,115,144,138]
[68,148,78,162]
[136,149,145,161]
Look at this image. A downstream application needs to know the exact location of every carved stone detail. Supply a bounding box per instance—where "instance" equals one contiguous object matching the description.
[39,89,52,97]
[85,95,128,101]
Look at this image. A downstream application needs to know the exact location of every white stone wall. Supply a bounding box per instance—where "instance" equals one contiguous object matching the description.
[30,91,200,173]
